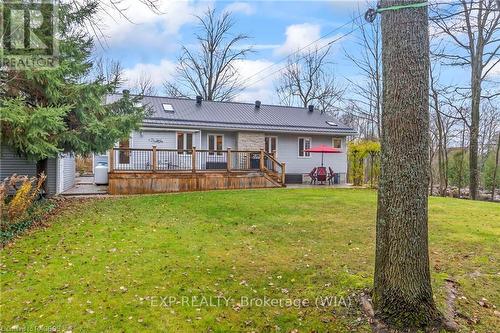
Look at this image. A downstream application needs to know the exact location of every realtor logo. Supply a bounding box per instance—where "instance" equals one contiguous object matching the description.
[1,0,59,69]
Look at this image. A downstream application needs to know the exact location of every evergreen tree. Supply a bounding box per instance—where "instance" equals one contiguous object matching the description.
[0,1,146,185]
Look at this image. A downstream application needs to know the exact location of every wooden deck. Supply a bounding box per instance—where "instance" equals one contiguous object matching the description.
[108,147,286,195]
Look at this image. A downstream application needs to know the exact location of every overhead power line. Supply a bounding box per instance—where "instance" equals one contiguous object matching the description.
[236,1,465,99]
[236,14,366,95]
[237,13,366,93]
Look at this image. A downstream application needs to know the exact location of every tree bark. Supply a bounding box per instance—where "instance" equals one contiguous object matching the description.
[469,60,482,200]
[429,145,435,196]
[458,124,466,199]
[430,70,446,196]
[374,0,442,330]
[492,132,500,201]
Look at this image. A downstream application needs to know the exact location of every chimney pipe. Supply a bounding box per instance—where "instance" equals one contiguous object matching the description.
[255,100,261,109]
[196,95,202,105]
[308,105,314,112]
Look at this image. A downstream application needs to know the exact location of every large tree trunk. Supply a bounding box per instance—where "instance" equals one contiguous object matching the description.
[374,0,442,329]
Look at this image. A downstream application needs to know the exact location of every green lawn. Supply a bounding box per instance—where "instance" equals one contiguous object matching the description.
[1,189,499,332]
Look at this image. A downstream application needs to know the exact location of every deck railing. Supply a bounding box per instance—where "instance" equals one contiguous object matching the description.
[109,147,286,184]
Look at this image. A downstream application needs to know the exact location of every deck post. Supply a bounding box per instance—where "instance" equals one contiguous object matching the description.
[227,148,232,172]
[152,146,157,172]
[259,149,265,171]
[109,148,114,172]
[271,150,277,171]
[192,146,196,173]
[281,162,286,185]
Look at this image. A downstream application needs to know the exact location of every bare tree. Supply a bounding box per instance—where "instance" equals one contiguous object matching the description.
[430,0,500,199]
[164,8,252,101]
[131,72,157,96]
[457,121,469,198]
[345,4,382,138]
[275,46,345,113]
[430,67,459,196]
[479,103,500,168]
[68,0,163,46]
[492,132,500,200]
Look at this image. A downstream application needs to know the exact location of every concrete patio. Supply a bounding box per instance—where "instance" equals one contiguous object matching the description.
[62,176,108,196]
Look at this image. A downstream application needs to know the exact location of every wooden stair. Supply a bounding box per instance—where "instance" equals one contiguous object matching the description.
[262,151,286,187]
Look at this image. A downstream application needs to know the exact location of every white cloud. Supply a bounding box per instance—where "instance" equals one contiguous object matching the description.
[223,2,255,16]
[96,0,211,49]
[275,23,321,56]
[122,59,177,91]
[233,59,279,103]
[274,23,343,57]
[485,59,500,78]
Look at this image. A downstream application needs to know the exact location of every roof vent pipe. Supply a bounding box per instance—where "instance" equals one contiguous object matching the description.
[255,100,261,109]
[196,95,202,105]
[308,105,314,112]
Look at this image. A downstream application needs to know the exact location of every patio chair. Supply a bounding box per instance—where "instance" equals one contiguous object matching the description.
[309,167,318,184]
[316,167,327,182]
[328,167,335,185]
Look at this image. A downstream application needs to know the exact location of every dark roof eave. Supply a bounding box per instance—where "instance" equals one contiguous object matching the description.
[141,120,357,135]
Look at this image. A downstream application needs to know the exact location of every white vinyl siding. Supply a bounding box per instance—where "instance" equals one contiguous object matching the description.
[58,154,75,193]
[275,134,347,176]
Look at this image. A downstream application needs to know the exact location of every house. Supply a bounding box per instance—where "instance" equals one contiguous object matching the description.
[100,94,356,194]
[0,144,75,195]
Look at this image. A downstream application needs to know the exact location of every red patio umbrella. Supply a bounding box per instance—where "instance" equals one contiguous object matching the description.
[305,144,342,166]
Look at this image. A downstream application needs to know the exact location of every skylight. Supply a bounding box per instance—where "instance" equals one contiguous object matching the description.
[162,103,174,112]
[326,121,338,127]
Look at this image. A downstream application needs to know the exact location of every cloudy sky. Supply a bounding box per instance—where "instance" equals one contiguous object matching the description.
[92,0,497,104]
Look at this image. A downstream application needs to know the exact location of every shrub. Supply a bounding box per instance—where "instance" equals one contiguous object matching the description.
[1,199,55,245]
[348,140,381,187]
[482,151,499,190]
[1,173,47,226]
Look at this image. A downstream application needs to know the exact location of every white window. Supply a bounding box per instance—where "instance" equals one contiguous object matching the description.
[177,132,193,154]
[298,137,311,158]
[265,136,277,154]
[332,138,342,149]
[208,134,224,156]
[162,103,174,112]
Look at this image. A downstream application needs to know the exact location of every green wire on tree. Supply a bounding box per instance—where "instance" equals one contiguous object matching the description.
[365,2,428,22]
[378,2,428,13]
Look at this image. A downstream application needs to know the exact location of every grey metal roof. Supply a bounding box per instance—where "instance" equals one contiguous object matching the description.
[107,94,356,135]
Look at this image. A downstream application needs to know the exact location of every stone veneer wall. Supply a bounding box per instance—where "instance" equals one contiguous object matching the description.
[236,132,265,150]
